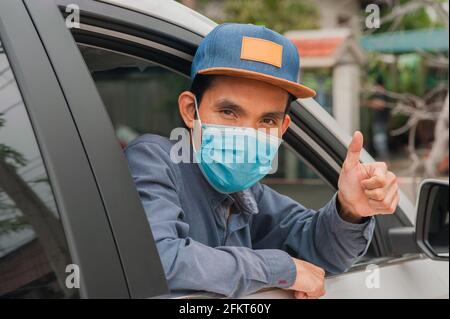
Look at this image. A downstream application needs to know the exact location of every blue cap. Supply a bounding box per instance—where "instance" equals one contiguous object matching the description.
[191,23,315,98]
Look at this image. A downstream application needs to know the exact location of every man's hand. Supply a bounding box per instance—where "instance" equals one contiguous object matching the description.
[337,131,399,223]
[288,258,325,299]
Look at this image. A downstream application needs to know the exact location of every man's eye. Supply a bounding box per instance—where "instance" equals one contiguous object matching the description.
[262,118,276,125]
[221,110,235,117]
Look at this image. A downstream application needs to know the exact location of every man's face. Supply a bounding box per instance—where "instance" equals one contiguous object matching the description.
[179,75,292,138]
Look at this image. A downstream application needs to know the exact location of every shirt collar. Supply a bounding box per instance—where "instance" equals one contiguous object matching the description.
[230,188,259,215]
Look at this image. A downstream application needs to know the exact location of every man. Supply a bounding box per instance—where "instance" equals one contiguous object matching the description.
[125,23,399,298]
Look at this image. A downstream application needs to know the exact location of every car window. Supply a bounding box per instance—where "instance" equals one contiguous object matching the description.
[261,142,376,264]
[77,44,190,145]
[76,43,377,266]
[77,45,341,210]
[0,38,78,298]
[262,143,335,210]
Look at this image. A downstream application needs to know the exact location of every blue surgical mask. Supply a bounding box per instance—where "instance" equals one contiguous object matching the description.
[191,96,283,193]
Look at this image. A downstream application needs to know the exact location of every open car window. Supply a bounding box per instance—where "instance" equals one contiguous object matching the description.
[74,43,378,267]
[78,44,189,145]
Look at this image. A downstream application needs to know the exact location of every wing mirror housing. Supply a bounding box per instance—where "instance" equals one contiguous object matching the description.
[389,179,449,261]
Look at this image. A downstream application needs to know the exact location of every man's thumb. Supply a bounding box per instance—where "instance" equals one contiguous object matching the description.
[344,131,363,168]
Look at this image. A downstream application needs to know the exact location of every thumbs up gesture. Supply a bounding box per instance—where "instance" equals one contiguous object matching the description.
[337,131,399,223]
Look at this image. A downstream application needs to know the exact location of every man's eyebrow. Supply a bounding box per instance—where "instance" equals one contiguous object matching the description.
[260,111,286,119]
[214,98,247,115]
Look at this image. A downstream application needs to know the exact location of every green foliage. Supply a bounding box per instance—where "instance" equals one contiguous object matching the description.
[364,0,448,96]
[214,0,319,34]
[302,69,332,92]
[0,113,26,168]
[0,143,27,168]
[0,214,29,234]
[372,0,443,34]
[0,114,29,235]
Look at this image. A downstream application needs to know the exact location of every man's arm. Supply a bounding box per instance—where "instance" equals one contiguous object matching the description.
[250,183,375,275]
[124,140,297,297]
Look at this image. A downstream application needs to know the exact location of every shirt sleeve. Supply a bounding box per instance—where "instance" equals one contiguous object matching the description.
[124,141,297,297]
[250,183,375,275]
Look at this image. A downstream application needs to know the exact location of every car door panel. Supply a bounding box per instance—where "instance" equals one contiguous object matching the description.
[24,0,169,298]
[323,258,449,299]
[0,0,128,298]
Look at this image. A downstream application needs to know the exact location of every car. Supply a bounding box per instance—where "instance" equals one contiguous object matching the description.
[0,0,448,299]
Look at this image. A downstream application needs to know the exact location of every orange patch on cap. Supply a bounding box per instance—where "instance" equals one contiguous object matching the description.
[240,36,283,68]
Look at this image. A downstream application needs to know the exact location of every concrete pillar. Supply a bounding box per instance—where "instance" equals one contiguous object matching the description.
[332,62,360,134]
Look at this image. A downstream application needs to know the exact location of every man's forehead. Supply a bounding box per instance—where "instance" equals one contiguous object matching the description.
[207,76,289,105]
[211,74,287,92]
[212,97,287,117]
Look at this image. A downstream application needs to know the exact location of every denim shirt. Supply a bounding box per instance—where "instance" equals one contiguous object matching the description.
[124,133,375,297]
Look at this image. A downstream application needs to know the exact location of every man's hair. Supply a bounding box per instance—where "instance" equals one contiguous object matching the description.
[189,74,296,115]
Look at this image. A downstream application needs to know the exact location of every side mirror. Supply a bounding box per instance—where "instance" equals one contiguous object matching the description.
[415,179,449,261]
[388,179,449,261]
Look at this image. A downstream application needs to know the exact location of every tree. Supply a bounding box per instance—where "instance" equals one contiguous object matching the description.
[363,0,448,34]
[362,0,449,187]
[183,0,320,34]
[0,107,74,297]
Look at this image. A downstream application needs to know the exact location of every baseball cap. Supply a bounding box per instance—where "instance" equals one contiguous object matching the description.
[191,23,316,99]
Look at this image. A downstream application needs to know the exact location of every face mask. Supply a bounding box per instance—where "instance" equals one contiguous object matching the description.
[191,96,283,193]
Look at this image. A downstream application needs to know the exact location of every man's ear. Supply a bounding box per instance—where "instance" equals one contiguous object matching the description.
[281,114,291,136]
[178,91,196,129]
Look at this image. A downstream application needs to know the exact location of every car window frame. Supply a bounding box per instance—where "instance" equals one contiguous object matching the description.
[0,0,129,298]
[56,0,203,74]
[57,0,420,269]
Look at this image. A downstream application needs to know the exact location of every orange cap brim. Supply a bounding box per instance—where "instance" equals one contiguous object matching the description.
[198,67,316,99]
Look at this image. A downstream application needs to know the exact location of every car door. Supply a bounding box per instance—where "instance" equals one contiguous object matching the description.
[0,0,131,298]
[17,0,448,299]
[21,0,169,299]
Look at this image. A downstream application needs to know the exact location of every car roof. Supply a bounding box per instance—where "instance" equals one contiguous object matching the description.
[97,0,216,36]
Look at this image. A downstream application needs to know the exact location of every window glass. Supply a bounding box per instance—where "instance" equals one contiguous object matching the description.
[0,38,78,298]
[262,143,335,210]
[78,45,190,146]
